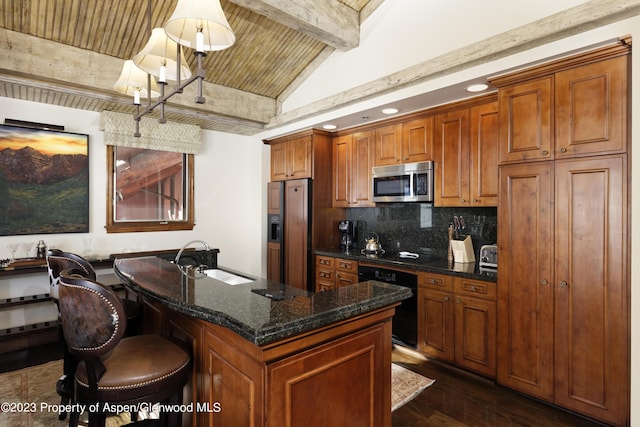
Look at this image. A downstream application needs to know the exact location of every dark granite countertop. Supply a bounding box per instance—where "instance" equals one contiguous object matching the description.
[314,249,497,282]
[113,256,412,346]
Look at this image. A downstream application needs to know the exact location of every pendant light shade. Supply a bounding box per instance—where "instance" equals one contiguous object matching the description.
[133,28,192,81]
[164,0,235,52]
[113,60,160,98]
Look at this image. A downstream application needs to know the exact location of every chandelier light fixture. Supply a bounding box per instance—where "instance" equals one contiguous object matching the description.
[113,0,236,137]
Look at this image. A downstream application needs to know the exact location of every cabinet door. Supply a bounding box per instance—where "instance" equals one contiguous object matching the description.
[497,162,554,401]
[374,123,403,165]
[351,130,375,206]
[454,295,496,378]
[402,116,433,163]
[555,56,627,159]
[332,134,351,207]
[284,179,308,290]
[267,242,281,283]
[266,323,390,427]
[470,101,499,206]
[498,77,553,163]
[418,287,454,361]
[289,136,312,179]
[554,156,628,425]
[270,142,288,181]
[434,108,470,206]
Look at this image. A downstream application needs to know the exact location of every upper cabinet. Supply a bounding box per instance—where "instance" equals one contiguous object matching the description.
[268,134,312,181]
[373,118,432,166]
[433,97,498,207]
[493,47,628,164]
[332,130,375,208]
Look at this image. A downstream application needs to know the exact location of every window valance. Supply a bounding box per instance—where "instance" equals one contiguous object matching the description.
[100,111,201,154]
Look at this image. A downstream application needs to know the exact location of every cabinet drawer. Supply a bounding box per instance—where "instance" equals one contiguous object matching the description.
[335,272,359,287]
[335,258,358,274]
[316,256,335,268]
[454,277,496,300]
[419,272,453,291]
[316,268,334,281]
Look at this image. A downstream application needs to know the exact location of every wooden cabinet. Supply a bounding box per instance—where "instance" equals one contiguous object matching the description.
[373,119,432,166]
[402,116,433,164]
[469,101,499,206]
[498,157,628,425]
[269,134,312,181]
[315,255,335,292]
[497,162,554,400]
[433,98,498,207]
[143,295,395,427]
[495,54,627,164]
[266,321,390,427]
[552,156,628,424]
[284,179,308,290]
[418,272,496,377]
[332,130,375,207]
[315,255,358,292]
[495,44,629,426]
[373,123,403,166]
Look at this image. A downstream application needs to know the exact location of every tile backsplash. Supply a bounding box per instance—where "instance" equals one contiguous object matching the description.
[345,204,497,259]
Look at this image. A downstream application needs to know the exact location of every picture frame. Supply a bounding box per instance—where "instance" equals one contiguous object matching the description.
[0,124,89,236]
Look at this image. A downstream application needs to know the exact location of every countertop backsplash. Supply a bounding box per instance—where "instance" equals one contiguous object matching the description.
[345,204,497,259]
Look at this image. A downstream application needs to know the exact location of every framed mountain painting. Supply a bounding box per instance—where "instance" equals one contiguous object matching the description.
[0,124,89,235]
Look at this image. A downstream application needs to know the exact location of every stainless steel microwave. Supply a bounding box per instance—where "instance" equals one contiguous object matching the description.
[372,161,434,203]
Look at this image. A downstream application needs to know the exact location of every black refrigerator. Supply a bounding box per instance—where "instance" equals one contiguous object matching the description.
[267,179,312,290]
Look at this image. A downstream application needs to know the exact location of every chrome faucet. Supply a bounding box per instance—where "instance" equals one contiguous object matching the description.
[174,240,211,265]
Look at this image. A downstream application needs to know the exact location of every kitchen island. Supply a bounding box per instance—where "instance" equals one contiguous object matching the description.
[114,255,411,427]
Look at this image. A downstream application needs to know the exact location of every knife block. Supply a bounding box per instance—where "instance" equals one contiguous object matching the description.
[450,236,475,263]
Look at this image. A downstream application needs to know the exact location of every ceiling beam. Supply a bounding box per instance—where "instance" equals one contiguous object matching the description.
[229,0,359,50]
[267,0,640,129]
[0,28,276,126]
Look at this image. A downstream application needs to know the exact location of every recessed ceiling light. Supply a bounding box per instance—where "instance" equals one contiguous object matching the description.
[465,83,489,93]
[322,124,337,130]
[382,108,399,115]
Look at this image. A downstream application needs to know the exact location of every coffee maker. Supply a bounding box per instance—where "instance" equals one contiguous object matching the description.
[338,220,357,251]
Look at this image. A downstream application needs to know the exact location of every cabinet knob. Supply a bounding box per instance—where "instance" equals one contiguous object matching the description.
[541,150,549,156]
[473,199,479,203]
[559,281,568,288]
[461,199,466,203]
[443,296,449,302]
[540,279,548,286]
[456,298,461,304]
[559,147,567,153]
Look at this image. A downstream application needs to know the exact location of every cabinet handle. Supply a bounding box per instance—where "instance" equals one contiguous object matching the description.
[473,199,479,203]
[456,298,461,304]
[443,296,449,302]
[461,199,466,203]
[559,281,568,288]
[559,147,567,153]
[541,150,549,156]
[540,279,548,286]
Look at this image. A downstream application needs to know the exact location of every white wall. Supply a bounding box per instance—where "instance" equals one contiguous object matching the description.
[0,98,266,274]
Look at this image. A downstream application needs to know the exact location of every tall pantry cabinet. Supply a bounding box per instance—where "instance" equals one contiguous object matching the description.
[492,40,630,426]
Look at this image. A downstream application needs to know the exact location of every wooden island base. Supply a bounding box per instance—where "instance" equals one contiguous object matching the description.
[143,298,396,427]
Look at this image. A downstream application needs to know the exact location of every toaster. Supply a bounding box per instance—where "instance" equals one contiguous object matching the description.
[479,244,497,268]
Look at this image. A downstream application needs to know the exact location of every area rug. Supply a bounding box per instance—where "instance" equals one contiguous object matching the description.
[391,363,435,411]
[2,359,432,424]
[0,359,129,427]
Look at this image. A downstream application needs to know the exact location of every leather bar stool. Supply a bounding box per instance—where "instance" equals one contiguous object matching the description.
[46,249,142,423]
[57,269,191,427]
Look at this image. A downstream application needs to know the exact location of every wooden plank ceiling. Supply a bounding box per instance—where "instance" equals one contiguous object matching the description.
[0,0,377,135]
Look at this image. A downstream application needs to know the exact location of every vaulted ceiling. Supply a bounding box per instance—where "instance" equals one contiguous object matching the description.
[0,0,381,135]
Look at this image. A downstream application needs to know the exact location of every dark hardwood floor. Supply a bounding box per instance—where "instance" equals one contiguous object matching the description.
[1,341,609,426]
[391,345,608,427]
